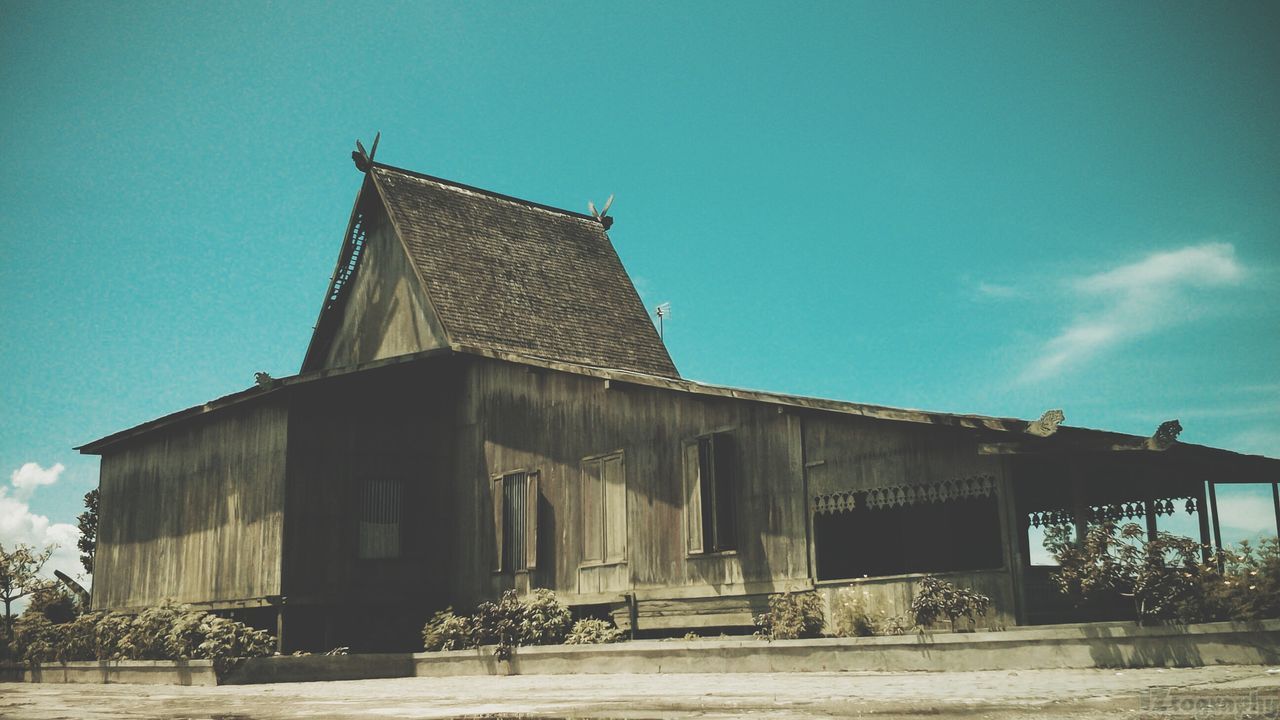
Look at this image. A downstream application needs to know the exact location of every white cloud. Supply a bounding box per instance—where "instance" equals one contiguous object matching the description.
[1021,242,1245,382]
[11,461,65,500]
[1,462,85,589]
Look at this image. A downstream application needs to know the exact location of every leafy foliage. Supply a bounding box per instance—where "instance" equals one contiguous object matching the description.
[24,587,80,625]
[1192,538,1280,621]
[6,600,273,671]
[909,575,991,631]
[830,587,909,637]
[564,618,625,645]
[518,589,573,646]
[421,589,581,657]
[422,608,475,651]
[1,542,59,653]
[753,590,825,640]
[1045,522,1202,623]
[78,489,99,576]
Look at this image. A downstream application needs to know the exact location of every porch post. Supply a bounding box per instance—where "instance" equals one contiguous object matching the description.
[1272,481,1279,540]
[1142,470,1158,542]
[1196,480,1212,563]
[1207,480,1223,554]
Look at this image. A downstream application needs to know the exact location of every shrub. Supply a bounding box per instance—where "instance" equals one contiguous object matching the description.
[11,614,61,664]
[1045,522,1203,624]
[910,575,990,631]
[754,590,825,640]
[94,612,134,660]
[24,588,79,625]
[518,589,572,646]
[166,608,212,660]
[564,618,625,645]
[422,608,475,651]
[120,602,185,659]
[1178,538,1280,623]
[471,590,524,659]
[197,616,275,673]
[56,612,100,662]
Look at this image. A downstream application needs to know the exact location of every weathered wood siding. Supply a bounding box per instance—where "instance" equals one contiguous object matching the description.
[450,358,811,612]
[313,197,448,370]
[93,401,287,609]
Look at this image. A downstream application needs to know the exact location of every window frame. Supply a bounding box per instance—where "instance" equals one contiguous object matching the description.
[491,469,540,574]
[580,450,628,567]
[357,476,403,561]
[683,430,738,556]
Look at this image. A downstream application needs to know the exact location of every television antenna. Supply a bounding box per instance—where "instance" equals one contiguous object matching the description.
[655,302,671,340]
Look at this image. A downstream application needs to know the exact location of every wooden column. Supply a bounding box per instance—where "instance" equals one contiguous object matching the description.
[1196,480,1212,563]
[1208,480,1223,554]
[1070,466,1089,544]
[1272,481,1280,541]
[1142,470,1158,542]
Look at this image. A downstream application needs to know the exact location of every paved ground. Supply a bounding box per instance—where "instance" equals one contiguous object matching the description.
[1,666,1278,719]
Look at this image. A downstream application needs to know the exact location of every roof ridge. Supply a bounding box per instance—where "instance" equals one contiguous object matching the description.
[371,162,602,224]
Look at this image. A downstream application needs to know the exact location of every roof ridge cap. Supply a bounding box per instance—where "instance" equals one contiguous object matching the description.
[371,162,602,225]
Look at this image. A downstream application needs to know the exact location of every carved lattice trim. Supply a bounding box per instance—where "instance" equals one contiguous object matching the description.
[812,474,997,515]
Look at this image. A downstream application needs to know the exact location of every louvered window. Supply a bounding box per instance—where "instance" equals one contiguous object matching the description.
[359,478,401,559]
[492,471,539,572]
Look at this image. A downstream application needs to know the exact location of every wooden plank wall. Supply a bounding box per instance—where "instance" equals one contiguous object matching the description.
[313,197,449,371]
[93,401,288,609]
[451,358,812,612]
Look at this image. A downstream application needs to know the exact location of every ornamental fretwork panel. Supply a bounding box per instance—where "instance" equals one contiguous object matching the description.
[812,474,996,515]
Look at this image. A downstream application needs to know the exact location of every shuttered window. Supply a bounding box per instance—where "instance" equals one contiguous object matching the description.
[582,452,626,564]
[492,470,539,572]
[683,433,736,554]
[358,478,401,559]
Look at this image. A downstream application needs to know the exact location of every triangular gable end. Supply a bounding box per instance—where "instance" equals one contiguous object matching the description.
[300,175,450,372]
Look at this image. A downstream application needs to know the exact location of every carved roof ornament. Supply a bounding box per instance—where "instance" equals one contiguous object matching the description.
[1025,409,1065,437]
[1148,419,1183,451]
[588,194,615,230]
[351,132,380,173]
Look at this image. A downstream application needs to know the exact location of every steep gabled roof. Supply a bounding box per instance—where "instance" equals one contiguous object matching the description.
[307,162,678,377]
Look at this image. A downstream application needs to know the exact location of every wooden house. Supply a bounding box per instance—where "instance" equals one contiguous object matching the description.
[78,158,1280,651]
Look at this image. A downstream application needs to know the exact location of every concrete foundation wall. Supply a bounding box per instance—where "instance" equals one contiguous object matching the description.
[7,619,1278,685]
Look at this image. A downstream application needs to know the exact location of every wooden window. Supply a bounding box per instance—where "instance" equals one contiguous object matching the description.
[581,452,627,564]
[358,478,401,559]
[683,433,736,554]
[492,470,539,572]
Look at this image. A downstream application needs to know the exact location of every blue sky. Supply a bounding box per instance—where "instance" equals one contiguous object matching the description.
[2,1,1278,582]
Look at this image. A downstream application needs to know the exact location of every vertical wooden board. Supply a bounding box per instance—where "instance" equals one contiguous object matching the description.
[683,441,704,555]
[491,476,504,572]
[603,455,627,562]
[581,458,603,563]
[526,472,539,570]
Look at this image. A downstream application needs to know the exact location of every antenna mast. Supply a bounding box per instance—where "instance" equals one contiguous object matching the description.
[655,302,671,341]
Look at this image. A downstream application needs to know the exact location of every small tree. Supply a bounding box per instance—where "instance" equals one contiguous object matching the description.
[1044,521,1202,624]
[1,543,59,650]
[78,489,99,576]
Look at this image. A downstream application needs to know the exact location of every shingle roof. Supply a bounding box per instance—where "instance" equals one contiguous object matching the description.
[368,163,678,378]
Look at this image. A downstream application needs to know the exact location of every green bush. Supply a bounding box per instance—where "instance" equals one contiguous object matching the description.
[471,590,524,659]
[422,608,475,651]
[24,588,79,625]
[910,576,990,631]
[754,590,825,640]
[56,612,100,662]
[518,589,572,646]
[197,616,275,673]
[94,612,133,660]
[1179,538,1280,623]
[1045,522,1204,624]
[8,602,274,669]
[564,618,625,645]
[11,614,61,664]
